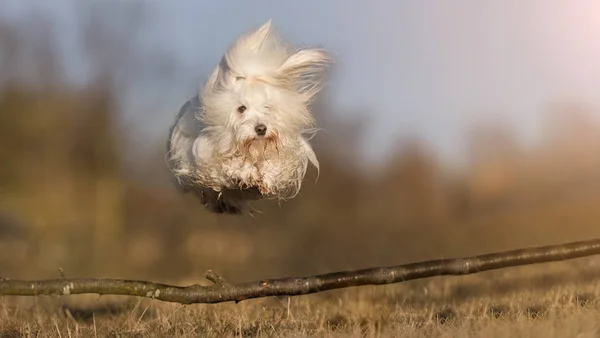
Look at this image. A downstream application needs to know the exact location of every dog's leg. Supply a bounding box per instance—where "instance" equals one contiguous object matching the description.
[255,159,280,196]
[256,153,307,198]
[222,158,263,190]
[193,188,244,215]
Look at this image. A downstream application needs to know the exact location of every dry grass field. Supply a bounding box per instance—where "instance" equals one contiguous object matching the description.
[3,261,600,337]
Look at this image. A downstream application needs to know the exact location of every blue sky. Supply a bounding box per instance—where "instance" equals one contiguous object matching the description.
[2,0,600,167]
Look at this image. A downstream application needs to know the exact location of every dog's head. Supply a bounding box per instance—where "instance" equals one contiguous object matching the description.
[198,20,331,159]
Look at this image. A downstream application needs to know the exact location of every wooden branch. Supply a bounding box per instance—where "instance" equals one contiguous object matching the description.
[2,238,600,304]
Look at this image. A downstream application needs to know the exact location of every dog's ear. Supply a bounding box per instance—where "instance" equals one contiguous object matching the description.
[201,66,222,94]
[222,20,274,77]
[278,49,331,101]
[232,19,273,53]
[245,20,272,51]
[206,67,220,86]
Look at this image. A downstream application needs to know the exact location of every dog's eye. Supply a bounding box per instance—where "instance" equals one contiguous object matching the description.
[237,105,247,114]
[235,76,245,81]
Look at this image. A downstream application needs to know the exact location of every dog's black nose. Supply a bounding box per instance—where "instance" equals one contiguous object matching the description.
[255,124,267,136]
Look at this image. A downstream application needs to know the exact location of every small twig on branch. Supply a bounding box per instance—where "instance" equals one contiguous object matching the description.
[2,238,600,304]
[205,270,230,288]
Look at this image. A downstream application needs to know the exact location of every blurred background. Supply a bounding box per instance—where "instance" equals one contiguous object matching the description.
[0,0,599,286]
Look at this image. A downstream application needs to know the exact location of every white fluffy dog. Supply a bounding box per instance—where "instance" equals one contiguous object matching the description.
[166,20,331,215]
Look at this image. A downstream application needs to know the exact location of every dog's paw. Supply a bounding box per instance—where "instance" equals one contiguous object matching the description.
[249,170,264,187]
[223,169,246,189]
[230,177,244,189]
[257,176,276,196]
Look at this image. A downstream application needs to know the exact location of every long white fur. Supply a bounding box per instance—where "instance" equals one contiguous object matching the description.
[166,20,331,214]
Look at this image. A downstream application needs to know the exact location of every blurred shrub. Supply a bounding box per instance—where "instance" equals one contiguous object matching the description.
[1,5,600,284]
